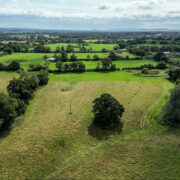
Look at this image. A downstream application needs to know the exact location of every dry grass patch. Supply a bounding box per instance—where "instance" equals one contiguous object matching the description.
[0,74,16,92]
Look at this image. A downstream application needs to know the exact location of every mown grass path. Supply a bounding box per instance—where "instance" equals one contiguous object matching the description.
[140,82,169,128]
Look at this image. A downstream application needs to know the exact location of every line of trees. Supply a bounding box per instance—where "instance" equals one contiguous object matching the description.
[56,61,86,72]
[0,42,29,54]
[0,70,49,132]
[95,59,117,72]
[0,61,21,71]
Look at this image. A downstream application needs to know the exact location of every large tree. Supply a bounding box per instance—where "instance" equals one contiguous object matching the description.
[154,52,169,62]
[92,93,125,129]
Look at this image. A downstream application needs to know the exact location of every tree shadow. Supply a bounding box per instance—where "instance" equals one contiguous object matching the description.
[88,121,123,141]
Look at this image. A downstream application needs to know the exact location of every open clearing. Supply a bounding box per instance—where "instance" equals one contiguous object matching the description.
[0,71,177,179]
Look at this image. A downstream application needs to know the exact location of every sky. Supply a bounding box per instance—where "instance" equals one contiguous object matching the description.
[0,0,180,30]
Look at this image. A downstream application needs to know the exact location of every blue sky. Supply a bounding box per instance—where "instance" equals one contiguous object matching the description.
[0,0,180,30]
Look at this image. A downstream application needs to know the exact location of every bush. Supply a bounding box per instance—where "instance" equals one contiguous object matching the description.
[7,61,20,71]
[141,68,149,74]
[161,85,180,126]
[154,52,169,62]
[92,93,125,130]
[28,64,45,71]
[7,78,33,104]
[157,61,167,69]
[21,72,39,90]
[0,63,6,70]
[37,70,49,86]
[168,68,180,81]
[0,93,18,130]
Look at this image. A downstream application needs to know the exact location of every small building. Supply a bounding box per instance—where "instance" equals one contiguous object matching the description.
[114,51,129,55]
[163,52,171,56]
[47,57,56,61]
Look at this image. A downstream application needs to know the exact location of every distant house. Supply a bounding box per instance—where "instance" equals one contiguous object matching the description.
[47,57,56,61]
[114,51,129,55]
[163,52,171,56]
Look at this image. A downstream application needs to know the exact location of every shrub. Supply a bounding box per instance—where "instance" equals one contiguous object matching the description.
[37,70,49,86]
[21,72,39,90]
[154,52,169,62]
[108,51,117,60]
[7,61,20,71]
[7,78,33,104]
[161,85,180,126]
[0,63,6,70]
[92,93,125,130]
[28,64,44,71]
[56,61,63,72]
[168,68,180,81]
[157,61,167,69]
[0,93,18,130]
[141,68,149,74]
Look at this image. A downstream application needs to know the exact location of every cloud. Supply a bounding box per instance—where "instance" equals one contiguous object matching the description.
[98,3,110,10]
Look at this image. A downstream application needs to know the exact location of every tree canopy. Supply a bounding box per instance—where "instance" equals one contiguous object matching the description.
[92,93,125,130]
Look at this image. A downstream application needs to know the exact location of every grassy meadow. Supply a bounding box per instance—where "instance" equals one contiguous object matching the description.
[0,70,178,179]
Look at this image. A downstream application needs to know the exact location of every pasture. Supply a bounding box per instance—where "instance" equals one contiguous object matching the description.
[0,71,174,179]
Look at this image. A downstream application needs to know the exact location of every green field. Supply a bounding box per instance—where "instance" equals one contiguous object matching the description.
[137,44,166,48]
[49,71,163,82]
[45,43,79,51]
[79,60,157,70]
[170,57,180,61]
[46,43,117,51]
[0,53,109,70]
[84,43,117,51]
[0,71,178,179]
[0,53,154,70]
